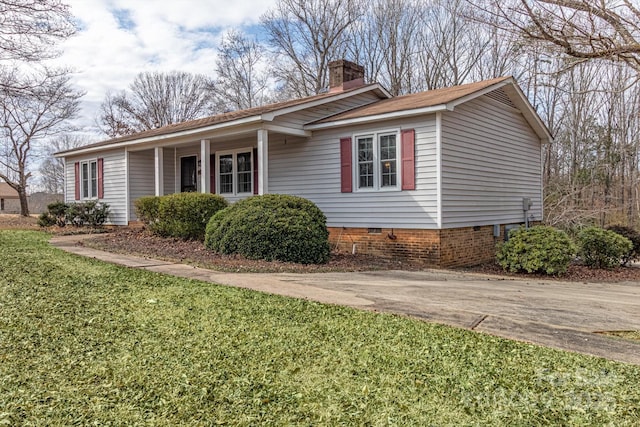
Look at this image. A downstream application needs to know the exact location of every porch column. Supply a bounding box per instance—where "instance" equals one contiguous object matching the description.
[257,129,268,195]
[154,147,163,196]
[200,139,211,193]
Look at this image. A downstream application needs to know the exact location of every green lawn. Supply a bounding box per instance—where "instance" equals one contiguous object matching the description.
[1,231,639,426]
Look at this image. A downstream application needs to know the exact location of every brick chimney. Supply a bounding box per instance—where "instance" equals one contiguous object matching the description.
[328,60,365,92]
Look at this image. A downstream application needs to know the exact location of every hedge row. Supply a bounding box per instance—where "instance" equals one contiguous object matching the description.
[134,193,228,240]
[497,225,638,275]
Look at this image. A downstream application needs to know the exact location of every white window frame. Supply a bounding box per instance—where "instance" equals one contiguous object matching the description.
[80,159,98,199]
[216,148,254,195]
[353,129,401,192]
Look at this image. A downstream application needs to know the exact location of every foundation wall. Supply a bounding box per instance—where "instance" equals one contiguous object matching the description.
[328,225,509,268]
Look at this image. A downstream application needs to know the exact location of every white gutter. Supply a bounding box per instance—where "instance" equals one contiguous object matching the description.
[55,115,263,158]
[304,104,448,130]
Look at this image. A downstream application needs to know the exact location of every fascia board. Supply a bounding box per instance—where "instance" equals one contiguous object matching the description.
[304,105,448,130]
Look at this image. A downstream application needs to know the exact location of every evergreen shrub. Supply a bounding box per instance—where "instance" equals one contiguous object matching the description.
[496,225,575,275]
[578,226,632,269]
[205,194,330,264]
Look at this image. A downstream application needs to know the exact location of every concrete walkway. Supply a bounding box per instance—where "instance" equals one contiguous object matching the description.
[51,235,640,365]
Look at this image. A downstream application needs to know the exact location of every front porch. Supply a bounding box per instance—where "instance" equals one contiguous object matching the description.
[126,127,306,222]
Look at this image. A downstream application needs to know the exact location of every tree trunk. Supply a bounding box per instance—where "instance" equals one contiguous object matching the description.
[18,188,29,216]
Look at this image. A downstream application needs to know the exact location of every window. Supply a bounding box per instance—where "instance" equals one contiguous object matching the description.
[355,131,399,190]
[81,160,98,199]
[217,149,253,195]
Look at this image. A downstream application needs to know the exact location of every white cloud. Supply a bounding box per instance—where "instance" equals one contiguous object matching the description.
[50,0,277,139]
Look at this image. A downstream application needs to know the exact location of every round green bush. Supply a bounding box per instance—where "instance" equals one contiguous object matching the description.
[205,194,330,264]
[496,225,576,275]
[578,226,632,269]
[154,193,228,240]
[606,225,640,266]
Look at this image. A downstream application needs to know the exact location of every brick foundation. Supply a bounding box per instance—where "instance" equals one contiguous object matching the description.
[328,225,515,268]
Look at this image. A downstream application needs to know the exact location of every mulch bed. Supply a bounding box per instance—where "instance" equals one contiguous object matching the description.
[83,227,418,273]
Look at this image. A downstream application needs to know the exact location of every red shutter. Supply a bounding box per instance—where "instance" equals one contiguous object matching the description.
[97,158,104,199]
[401,129,415,190]
[210,154,216,194]
[253,148,259,195]
[74,162,80,200]
[340,137,352,193]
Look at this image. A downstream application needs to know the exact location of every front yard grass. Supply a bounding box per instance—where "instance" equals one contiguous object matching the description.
[1,230,639,425]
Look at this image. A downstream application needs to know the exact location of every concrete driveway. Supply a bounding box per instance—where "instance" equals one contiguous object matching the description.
[52,235,640,365]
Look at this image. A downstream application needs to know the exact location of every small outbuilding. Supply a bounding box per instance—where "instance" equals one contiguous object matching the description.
[56,60,552,267]
[0,182,20,214]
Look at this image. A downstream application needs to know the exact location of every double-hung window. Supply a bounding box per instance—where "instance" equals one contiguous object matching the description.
[355,131,399,191]
[217,149,253,195]
[81,160,98,199]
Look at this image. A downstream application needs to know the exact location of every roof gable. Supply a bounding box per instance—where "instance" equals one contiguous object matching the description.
[307,77,552,144]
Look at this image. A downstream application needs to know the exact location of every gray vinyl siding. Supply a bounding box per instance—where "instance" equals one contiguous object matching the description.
[64,149,127,225]
[128,149,155,221]
[268,116,438,229]
[440,95,543,228]
[163,147,176,195]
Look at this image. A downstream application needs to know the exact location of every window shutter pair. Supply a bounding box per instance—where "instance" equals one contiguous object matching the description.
[340,129,415,193]
[74,158,104,200]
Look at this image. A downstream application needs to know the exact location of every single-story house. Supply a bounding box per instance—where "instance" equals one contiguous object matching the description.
[56,60,552,267]
[0,182,20,213]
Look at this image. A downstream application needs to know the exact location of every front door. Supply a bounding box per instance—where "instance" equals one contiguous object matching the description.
[181,156,197,192]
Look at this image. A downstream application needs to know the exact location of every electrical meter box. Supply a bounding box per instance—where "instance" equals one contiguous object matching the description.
[522,197,532,211]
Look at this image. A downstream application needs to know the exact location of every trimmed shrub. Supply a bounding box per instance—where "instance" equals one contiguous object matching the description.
[134,196,161,225]
[154,193,228,240]
[205,194,330,264]
[577,226,632,269]
[496,226,575,275]
[606,225,640,266]
[37,201,110,228]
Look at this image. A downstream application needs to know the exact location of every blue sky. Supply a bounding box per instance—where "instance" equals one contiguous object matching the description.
[51,0,277,140]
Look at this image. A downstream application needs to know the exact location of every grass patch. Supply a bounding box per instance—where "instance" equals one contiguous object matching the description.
[1,230,640,425]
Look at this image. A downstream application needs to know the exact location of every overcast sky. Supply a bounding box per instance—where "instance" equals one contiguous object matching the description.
[51,0,277,141]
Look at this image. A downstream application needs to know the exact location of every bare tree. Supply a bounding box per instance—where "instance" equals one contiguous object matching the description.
[261,0,363,97]
[0,0,75,62]
[212,30,272,111]
[99,71,214,137]
[38,134,85,194]
[0,68,82,215]
[470,0,640,72]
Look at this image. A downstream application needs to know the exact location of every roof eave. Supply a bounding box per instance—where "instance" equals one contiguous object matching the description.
[54,115,264,158]
[304,104,448,130]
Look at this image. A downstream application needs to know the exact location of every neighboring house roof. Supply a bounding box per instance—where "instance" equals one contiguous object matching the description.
[56,83,390,157]
[0,183,19,199]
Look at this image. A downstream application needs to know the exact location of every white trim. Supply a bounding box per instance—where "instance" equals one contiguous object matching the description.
[154,147,163,196]
[257,129,268,195]
[200,139,211,193]
[262,124,311,137]
[56,116,263,157]
[503,82,554,144]
[352,128,401,192]
[124,148,130,223]
[435,112,442,229]
[305,105,448,130]
[215,147,255,195]
[79,158,98,200]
